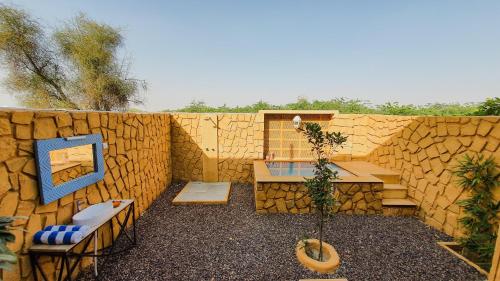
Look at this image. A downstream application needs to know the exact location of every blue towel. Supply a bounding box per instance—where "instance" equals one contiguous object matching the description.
[33,230,85,245]
[44,225,90,234]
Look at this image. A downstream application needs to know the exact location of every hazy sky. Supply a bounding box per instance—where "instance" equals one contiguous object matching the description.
[0,0,499,111]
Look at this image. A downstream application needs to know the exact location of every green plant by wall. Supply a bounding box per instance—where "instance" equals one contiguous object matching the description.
[300,122,347,261]
[454,154,499,270]
[0,217,19,272]
[473,97,500,116]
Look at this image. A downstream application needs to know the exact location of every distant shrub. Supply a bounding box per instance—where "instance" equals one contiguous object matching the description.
[168,97,499,116]
[473,97,500,116]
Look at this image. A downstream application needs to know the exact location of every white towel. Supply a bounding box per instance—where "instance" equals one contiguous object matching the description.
[44,225,90,234]
[33,231,85,245]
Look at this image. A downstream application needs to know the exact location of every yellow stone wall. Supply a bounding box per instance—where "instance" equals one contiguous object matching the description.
[171,113,264,183]
[329,114,414,157]
[365,116,500,237]
[170,113,204,181]
[0,109,172,281]
[172,113,499,238]
[171,113,411,182]
[217,114,264,182]
[263,113,413,159]
[254,181,383,214]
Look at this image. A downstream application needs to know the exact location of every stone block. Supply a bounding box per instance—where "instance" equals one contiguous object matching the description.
[55,112,73,127]
[13,200,35,226]
[275,198,287,212]
[15,124,31,140]
[256,191,266,201]
[447,124,460,136]
[88,112,101,128]
[11,111,33,124]
[266,188,276,199]
[74,119,89,135]
[0,118,11,135]
[469,136,487,152]
[436,123,447,136]
[0,137,17,162]
[352,191,364,202]
[22,159,37,176]
[0,192,18,216]
[22,214,42,252]
[418,136,434,148]
[460,123,476,136]
[263,199,274,208]
[35,200,58,213]
[5,157,27,173]
[339,200,352,211]
[365,192,375,202]
[443,138,461,154]
[19,174,38,200]
[34,118,57,139]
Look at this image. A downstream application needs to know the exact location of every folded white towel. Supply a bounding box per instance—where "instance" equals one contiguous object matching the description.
[44,225,90,234]
[33,230,85,245]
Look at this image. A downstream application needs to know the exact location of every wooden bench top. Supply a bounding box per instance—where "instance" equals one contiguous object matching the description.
[29,199,134,253]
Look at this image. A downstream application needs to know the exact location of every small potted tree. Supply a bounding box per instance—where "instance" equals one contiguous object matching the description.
[296,122,347,273]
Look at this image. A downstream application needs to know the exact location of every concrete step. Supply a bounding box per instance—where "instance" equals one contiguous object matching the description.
[382,198,417,216]
[382,198,417,207]
[374,174,400,184]
[383,184,408,199]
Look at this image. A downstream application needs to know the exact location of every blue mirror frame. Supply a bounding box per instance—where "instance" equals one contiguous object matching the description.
[34,134,105,204]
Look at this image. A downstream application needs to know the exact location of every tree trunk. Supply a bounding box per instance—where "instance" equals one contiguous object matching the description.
[319,207,324,261]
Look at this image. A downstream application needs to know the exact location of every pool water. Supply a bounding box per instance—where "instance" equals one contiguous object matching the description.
[265,161,353,177]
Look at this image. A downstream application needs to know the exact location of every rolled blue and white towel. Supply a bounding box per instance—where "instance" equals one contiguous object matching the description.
[33,230,85,245]
[43,225,90,234]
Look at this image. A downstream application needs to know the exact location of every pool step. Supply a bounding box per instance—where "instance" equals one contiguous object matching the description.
[382,198,417,216]
[374,174,400,184]
[382,184,408,199]
[382,199,417,206]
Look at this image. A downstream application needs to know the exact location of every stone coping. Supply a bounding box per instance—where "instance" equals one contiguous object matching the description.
[253,160,385,183]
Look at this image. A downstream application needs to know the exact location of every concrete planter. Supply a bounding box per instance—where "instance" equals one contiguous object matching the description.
[296,239,340,274]
[437,242,489,276]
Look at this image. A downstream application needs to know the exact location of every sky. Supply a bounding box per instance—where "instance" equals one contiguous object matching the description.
[0,0,499,111]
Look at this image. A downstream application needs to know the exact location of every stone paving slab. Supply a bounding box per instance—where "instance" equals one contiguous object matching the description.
[172,181,231,205]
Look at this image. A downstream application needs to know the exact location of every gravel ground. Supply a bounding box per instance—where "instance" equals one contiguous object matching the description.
[78,183,485,281]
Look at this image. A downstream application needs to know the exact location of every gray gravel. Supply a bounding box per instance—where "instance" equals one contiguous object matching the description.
[78,182,485,281]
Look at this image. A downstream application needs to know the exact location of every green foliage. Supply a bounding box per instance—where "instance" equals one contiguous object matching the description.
[473,97,500,116]
[454,154,499,269]
[301,122,347,261]
[0,217,18,271]
[0,5,144,110]
[170,97,488,116]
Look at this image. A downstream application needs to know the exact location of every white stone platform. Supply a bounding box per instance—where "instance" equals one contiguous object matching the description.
[172,181,231,205]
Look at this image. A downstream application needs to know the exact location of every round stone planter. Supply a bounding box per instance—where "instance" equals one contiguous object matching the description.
[296,239,340,274]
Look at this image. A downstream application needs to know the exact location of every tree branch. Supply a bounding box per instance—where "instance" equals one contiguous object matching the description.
[22,50,79,109]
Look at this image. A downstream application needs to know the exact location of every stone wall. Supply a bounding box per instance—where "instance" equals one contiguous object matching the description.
[366,116,500,237]
[171,113,263,183]
[254,181,383,214]
[330,114,413,157]
[217,114,264,182]
[262,113,412,160]
[170,113,204,181]
[170,112,411,182]
[0,109,172,281]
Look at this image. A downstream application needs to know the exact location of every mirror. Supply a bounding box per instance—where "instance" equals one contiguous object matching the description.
[49,144,95,186]
[35,134,105,205]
